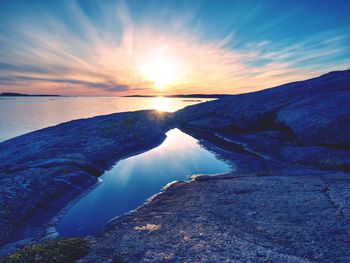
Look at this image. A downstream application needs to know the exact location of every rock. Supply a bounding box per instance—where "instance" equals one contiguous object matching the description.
[78,69,350,262]
[80,173,350,262]
[174,69,350,172]
[174,69,350,146]
[2,238,90,263]
[275,91,350,146]
[0,110,170,252]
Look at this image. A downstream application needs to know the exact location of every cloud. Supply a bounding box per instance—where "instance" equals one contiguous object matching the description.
[0,1,349,95]
[0,75,144,93]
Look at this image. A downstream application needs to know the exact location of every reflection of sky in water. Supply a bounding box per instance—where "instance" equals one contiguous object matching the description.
[0,97,211,142]
[56,128,231,237]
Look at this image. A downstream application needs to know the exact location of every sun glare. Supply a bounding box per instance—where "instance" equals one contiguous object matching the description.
[151,97,172,112]
[138,48,180,90]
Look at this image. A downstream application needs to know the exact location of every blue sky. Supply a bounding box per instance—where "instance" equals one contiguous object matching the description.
[0,0,349,95]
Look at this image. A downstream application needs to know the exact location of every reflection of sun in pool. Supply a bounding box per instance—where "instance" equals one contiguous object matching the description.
[151,97,172,112]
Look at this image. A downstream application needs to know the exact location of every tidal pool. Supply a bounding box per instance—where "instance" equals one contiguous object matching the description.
[56,128,232,237]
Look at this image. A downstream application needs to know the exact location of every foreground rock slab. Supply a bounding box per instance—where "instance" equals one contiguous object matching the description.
[81,171,350,262]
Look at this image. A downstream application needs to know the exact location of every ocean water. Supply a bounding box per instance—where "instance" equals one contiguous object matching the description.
[56,128,232,237]
[0,96,212,142]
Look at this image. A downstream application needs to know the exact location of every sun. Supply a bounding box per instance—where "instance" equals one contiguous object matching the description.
[138,48,179,90]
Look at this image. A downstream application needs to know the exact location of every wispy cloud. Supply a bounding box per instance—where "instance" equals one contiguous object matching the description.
[0,0,349,95]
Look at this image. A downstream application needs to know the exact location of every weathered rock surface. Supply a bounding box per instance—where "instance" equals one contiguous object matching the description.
[80,171,350,262]
[0,110,170,252]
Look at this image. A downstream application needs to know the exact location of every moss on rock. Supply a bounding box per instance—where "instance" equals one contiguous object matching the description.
[1,238,90,263]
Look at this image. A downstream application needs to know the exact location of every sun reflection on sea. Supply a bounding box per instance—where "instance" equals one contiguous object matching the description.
[151,97,173,112]
[149,96,214,112]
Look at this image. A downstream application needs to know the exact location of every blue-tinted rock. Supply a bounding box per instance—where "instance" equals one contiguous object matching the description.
[175,69,350,146]
[0,110,170,252]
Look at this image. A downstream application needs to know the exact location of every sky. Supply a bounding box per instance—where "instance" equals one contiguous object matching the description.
[0,0,349,96]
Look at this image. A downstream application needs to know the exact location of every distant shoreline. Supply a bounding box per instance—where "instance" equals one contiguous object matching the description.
[0,93,231,98]
[0,92,61,97]
[124,94,232,98]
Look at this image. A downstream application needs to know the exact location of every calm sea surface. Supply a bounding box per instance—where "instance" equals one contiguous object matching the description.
[0,96,212,142]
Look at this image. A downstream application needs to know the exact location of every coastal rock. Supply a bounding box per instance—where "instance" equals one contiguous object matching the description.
[80,69,350,262]
[275,91,350,146]
[175,69,350,144]
[174,69,350,170]
[0,110,170,252]
[80,172,350,262]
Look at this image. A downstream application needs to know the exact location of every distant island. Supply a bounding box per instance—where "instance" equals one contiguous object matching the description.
[0,92,61,97]
[124,94,232,98]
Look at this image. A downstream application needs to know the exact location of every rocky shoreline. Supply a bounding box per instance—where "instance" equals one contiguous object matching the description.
[0,110,171,256]
[1,69,350,262]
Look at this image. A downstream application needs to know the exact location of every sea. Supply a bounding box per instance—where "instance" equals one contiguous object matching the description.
[0,96,212,142]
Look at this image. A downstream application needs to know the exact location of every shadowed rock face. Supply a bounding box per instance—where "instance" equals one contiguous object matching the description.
[175,69,350,146]
[174,69,350,171]
[0,110,170,251]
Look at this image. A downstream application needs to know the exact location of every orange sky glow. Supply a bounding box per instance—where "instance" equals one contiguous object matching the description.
[0,1,349,96]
